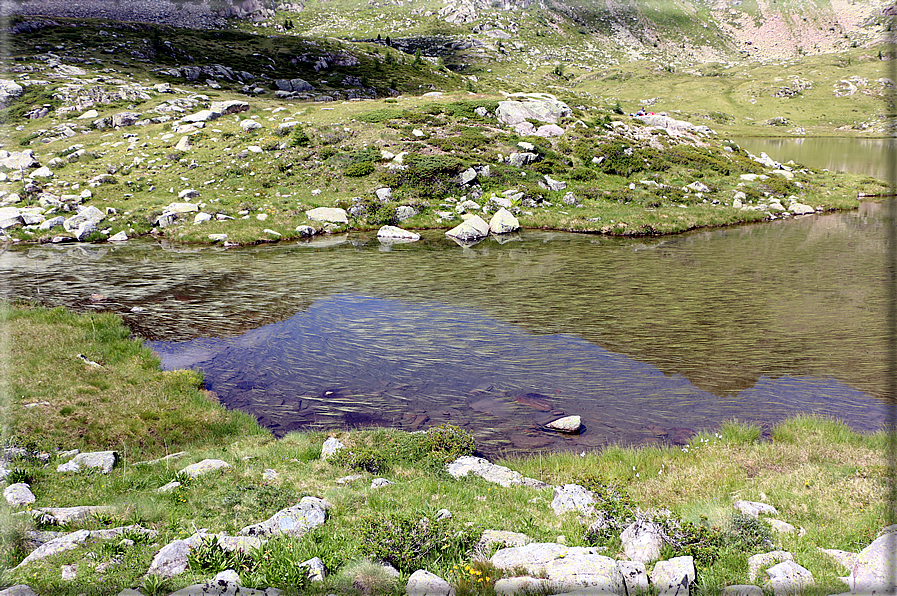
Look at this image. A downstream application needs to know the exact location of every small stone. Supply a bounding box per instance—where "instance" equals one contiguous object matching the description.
[3,483,36,507]
[734,500,778,517]
[371,478,393,488]
[406,569,454,596]
[546,415,581,433]
[179,459,230,479]
[61,564,77,581]
[321,437,344,459]
[765,560,814,596]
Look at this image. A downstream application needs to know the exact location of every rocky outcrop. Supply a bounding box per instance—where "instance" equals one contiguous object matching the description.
[446,456,546,488]
[239,496,330,538]
[496,93,572,126]
[491,543,625,594]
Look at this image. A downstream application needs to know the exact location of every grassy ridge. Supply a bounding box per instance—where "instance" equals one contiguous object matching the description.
[0,304,893,595]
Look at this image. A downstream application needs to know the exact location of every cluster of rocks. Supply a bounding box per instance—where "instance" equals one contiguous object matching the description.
[2,442,895,596]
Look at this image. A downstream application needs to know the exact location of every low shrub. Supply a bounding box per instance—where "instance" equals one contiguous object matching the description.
[361,514,477,573]
[356,108,404,123]
[289,125,312,147]
[569,166,598,181]
[345,161,376,177]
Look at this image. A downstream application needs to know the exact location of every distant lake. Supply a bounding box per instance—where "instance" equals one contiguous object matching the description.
[732,136,894,181]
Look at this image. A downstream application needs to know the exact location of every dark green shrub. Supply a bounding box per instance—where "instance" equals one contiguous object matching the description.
[415,424,475,462]
[357,108,404,123]
[361,514,476,573]
[345,161,376,177]
[330,446,388,474]
[289,125,312,147]
[6,468,36,485]
[727,513,773,550]
[569,166,598,181]
[595,142,651,177]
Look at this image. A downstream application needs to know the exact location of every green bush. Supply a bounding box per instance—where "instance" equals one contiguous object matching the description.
[569,166,598,181]
[289,125,312,147]
[361,514,476,573]
[345,161,376,177]
[330,445,388,474]
[595,142,653,177]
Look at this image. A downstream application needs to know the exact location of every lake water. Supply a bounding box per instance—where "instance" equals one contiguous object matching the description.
[732,136,894,182]
[2,199,890,456]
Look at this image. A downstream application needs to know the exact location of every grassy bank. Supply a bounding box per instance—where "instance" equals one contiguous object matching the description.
[1,303,893,595]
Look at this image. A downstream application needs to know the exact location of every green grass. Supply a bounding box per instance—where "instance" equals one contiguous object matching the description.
[0,304,892,595]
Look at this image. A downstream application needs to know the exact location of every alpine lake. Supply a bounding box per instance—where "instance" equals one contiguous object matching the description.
[3,137,892,457]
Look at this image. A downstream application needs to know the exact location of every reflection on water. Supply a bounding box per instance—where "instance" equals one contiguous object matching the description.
[149,294,888,456]
[0,203,890,454]
[732,136,893,181]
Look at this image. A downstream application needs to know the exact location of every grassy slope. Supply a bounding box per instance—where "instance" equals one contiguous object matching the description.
[0,305,893,595]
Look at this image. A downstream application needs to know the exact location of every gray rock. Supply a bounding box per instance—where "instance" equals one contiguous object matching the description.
[765,560,814,596]
[445,215,490,242]
[721,586,764,596]
[146,539,190,578]
[306,207,348,224]
[30,166,54,179]
[748,551,793,583]
[650,556,695,596]
[210,100,249,116]
[636,114,714,134]
[0,79,24,105]
[546,415,581,433]
[406,569,455,596]
[112,112,140,127]
[446,456,547,488]
[33,505,114,525]
[174,136,192,152]
[61,564,78,580]
[435,509,453,521]
[551,484,595,516]
[0,207,22,229]
[321,437,344,459]
[0,149,39,170]
[508,152,538,167]
[474,530,532,560]
[56,450,116,474]
[458,167,478,185]
[372,478,393,488]
[375,187,393,202]
[488,208,519,235]
[179,458,230,479]
[533,124,565,137]
[262,469,278,481]
[295,225,316,238]
[395,206,416,222]
[617,560,648,594]
[377,225,420,241]
[838,527,897,593]
[0,586,39,596]
[300,557,327,582]
[215,569,241,585]
[239,496,330,538]
[241,120,262,132]
[496,93,572,126]
[734,500,778,517]
[790,202,815,215]
[3,483,36,507]
[14,529,90,568]
[456,199,482,214]
[543,175,567,192]
[493,577,551,596]
[685,181,710,193]
[90,525,157,541]
[194,213,212,225]
[108,231,128,242]
[156,480,181,494]
[620,521,665,563]
[766,519,798,534]
[491,542,623,593]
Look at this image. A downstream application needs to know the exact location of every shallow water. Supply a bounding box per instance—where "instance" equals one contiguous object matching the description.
[732,136,894,181]
[2,202,890,456]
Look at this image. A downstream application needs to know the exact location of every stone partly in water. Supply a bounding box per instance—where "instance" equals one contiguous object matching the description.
[377,225,420,241]
[488,208,519,235]
[545,415,581,433]
[445,215,490,242]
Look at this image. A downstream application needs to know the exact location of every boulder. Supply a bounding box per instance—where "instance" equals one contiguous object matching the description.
[301,557,327,582]
[474,530,532,560]
[636,115,714,135]
[210,100,249,116]
[734,500,778,517]
[533,124,565,137]
[241,119,262,132]
[30,166,53,179]
[0,207,22,229]
[0,586,39,596]
[32,506,114,525]
[620,521,665,563]
[3,483,36,507]
[371,478,393,488]
[650,556,695,596]
[551,484,595,516]
[496,93,572,125]
[406,569,455,596]
[146,539,190,578]
[445,215,490,242]
[458,167,478,185]
[321,437,344,459]
[56,450,116,474]
[508,152,538,167]
[112,112,140,127]
[306,207,348,224]
[765,560,814,596]
[488,208,519,235]
[546,415,581,433]
[494,576,550,595]
[491,543,624,594]
[377,225,420,241]
[239,496,330,538]
[375,187,393,202]
[0,79,24,105]
[395,205,416,221]
[14,530,90,569]
[839,527,897,593]
[0,150,39,170]
[747,551,793,582]
[617,560,648,594]
[446,456,546,488]
[179,459,230,479]
[174,136,192,152]
[543,175,567,192]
